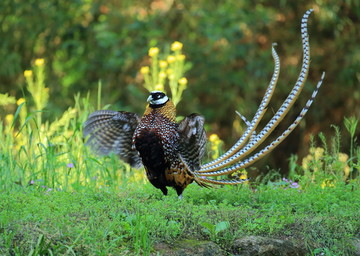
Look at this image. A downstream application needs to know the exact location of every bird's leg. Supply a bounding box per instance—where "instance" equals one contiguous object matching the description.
[175,186,184,199]
[160,187,168,196]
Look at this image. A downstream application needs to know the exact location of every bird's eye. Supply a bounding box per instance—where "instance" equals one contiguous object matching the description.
[154,92,164,99]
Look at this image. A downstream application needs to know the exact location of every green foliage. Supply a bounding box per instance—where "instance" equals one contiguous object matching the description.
[0,106,359,255]
[200,221,230,242]
[344,116,359,172]
[128,212,152,255]
[28,234,53,256]
[0,93,16,107]
[298,123,360,189]
[0,59,145,193]
[1,0,359,164]
[24,60,48,114]
[0,183,359,255]
[344,116,358,139]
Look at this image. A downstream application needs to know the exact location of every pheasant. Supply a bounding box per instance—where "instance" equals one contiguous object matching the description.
[83,9,325,197]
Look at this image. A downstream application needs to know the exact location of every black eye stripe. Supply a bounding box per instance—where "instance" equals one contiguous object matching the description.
[152,92,165,99]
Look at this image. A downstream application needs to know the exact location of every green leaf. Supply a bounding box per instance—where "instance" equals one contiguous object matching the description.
[200,222,215,234]
[215,221,230,234]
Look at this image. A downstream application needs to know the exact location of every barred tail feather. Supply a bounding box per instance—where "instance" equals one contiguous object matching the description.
[198,9,318,175]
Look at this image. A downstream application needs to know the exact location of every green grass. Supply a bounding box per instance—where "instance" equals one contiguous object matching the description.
[1,60,360,255]
[1,183,359,255]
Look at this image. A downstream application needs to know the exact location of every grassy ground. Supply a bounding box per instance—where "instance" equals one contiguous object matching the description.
[1,180,359,255]
[1,61,359,255]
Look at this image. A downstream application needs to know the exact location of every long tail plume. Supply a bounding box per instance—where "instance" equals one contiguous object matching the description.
[202,42,280,169]
[195,9,325,184]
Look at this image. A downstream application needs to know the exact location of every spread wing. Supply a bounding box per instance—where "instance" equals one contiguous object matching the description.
[177,114,207,172]
[83,110,142,168]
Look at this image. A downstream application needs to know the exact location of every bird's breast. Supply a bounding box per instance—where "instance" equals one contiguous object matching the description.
[133,113,179,163]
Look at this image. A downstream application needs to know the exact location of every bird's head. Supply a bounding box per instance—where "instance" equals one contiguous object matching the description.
[147,91,169,108]
[145,91,175,120]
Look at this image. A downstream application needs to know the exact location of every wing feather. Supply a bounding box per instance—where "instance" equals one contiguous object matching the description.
[83,110,142,168]
[177,114,206,172]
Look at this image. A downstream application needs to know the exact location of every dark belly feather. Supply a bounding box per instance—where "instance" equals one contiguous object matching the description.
[134,130,169,195]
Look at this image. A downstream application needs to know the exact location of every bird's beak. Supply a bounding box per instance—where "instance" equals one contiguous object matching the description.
[147,95,152,103]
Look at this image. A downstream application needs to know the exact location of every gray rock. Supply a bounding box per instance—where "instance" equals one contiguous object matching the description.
[352,238,360,256]
[152,239,226,256]
[232,236,306,256]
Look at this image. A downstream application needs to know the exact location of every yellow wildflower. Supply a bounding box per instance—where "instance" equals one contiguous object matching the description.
[167,55,176,63]
[177,54,186,61]
[154,84,164,91]
[17,98,25,105]
[159,71,166,79]
[5,114,14,125]
[239,173,248,180]
[301,155,312,170]
[338,153,350,179]
[209,133,222,160]
[178,77,188,86]
[35,58,45,66]
[209,133,222,159]
[24,70,33,78]
[166,68,173,75]
[159,60,168,69]
[309,147,324,160]
[148,47,159,57]
[338,153,348,163]
[129,170,147,183]
[209,134,220,143]
[140,66,150,74]
[171,41,183,51]
[320,181,325,189]
[344,166,350,179]
[314,147,324,160]
[321,179,335,189]
[168,74,175,80]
